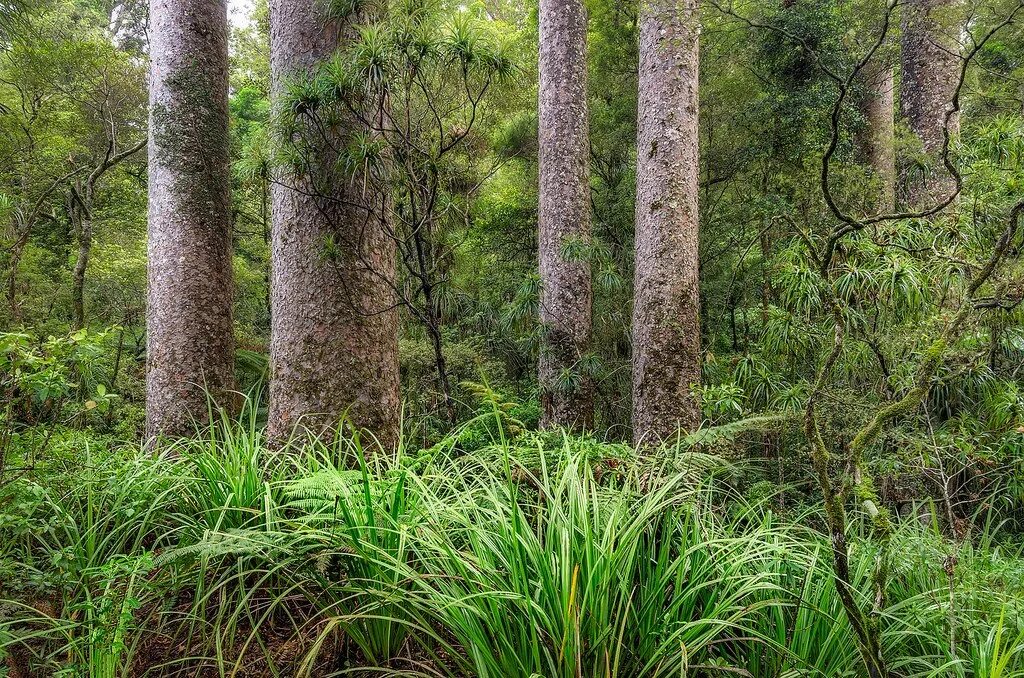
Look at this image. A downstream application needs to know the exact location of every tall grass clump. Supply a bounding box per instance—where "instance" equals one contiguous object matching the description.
[281,436,423,667]
[4,414,1024,676]
[398,447,793,678]
[171,399,281,533]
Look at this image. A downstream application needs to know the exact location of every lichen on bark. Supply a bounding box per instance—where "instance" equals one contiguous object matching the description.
[857,56,896,211]
[538,0,593,431]
[631,0,702,446]
[900,0,962,207]
[146,0,236,440]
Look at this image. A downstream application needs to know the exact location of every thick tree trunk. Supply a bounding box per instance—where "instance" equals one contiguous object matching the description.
[146,0,235,439]
[538,0,593,430]
[900,0,961,207]
[858,58,896,212]
[267,0,400,449]
[632,0,701,447]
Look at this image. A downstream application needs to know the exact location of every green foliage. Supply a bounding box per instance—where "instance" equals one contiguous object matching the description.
[5,0,1024,674]
[1,330,121,477]
[2,421,1024,676]
[0,442,177,676]
[1,331,107,412]
[173,406,279,533]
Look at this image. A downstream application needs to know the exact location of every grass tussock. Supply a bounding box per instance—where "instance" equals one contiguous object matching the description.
[2,410,1024,677]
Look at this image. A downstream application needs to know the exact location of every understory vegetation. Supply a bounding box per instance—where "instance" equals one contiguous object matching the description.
[1,403,1024,676]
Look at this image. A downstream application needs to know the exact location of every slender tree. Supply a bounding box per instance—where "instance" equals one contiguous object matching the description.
[900,0,961,206]
[267,0,401,447]
[631,0,701,446]
[70,138,147,331]
[146,0,235,438]
[538,0,593,429]
[858,57,896,211]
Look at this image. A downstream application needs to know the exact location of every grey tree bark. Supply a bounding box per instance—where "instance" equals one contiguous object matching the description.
[538,0,593,430]
[146,0,236,439]
[900,0,961,207]
[858,57,896,211]
[69,184,92,332]
[632,0,702,446]
[267,0,400,448]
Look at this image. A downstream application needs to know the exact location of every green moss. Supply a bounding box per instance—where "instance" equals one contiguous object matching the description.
[151,59,230,207]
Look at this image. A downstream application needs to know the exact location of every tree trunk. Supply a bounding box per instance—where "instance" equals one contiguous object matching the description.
[146,0,236,439]
[267,0,401,449]
[900,0,961,207]
[424,307,455,421]
[105,327,125,426]
[858,57,896,212]
[70,209,91,331]
[69,180,93,332]
[6,230,29,323]
[632,0,702,446]
[538,0,593,430]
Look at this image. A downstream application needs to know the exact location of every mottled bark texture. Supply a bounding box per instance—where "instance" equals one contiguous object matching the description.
[267,0,400,448]
[146,0,235,439]
[70,189,92,331]
[857,58,896,211]
[900,0,961,207]
[632,0,702,446]
[538,0,593,430]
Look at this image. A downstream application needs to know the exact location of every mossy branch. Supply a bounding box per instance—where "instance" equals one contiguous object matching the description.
[801,199,1024,678]
[849,200,1024,459]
